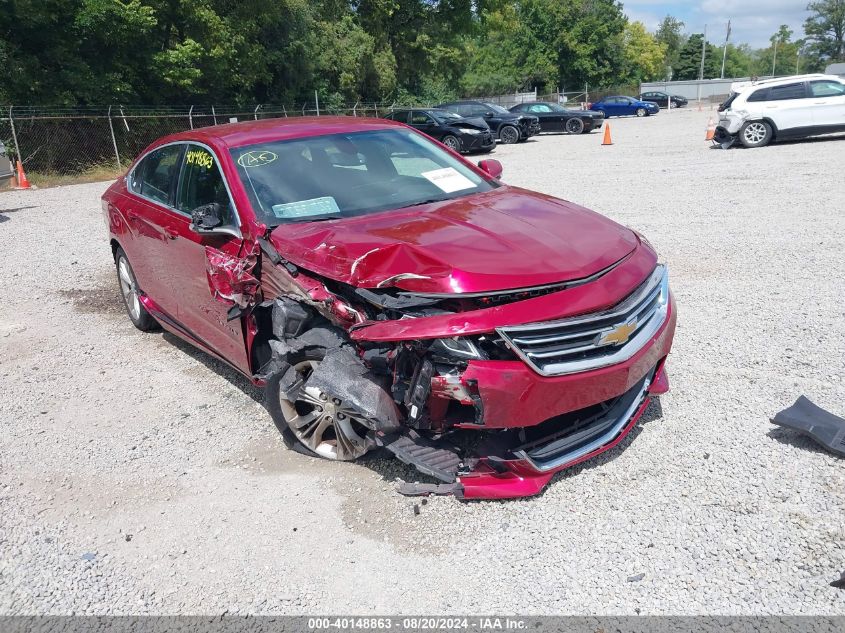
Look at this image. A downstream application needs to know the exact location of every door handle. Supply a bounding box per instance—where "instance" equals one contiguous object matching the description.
[814,100,828,104]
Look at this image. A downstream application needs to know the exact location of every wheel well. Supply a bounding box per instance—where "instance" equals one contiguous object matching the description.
[110,239,121,260]
[762,118,779,139]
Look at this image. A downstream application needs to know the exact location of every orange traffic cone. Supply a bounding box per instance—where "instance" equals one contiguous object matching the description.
[705,118,715,141]
[15,160,31,189]
[602,123,613,146]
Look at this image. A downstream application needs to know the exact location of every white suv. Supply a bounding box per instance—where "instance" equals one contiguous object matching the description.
[715,74,845,147]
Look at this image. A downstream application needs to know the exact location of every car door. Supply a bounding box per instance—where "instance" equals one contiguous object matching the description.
[808,79,845,129]
[121,143,186,317]
[760,82,810,132]
[604,98,622,116]
[165,143,251,373]
[529,104,560,131]
[409,110,441,140]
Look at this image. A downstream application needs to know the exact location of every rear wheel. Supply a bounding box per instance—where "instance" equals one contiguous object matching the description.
[114,247,157,331]
[635,107,647,117]
[498,125,520,144]
[565,117,585,134]
[739,120,773,148]
[441,134,461,152]
[266,349,374,461]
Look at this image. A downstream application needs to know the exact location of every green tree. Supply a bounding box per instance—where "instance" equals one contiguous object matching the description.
[674,33,719,80]
[655,15,686,79]
[621,21,667,83]
[804,0,845,63]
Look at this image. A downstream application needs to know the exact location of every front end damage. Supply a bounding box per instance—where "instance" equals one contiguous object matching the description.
[228,229,676,500]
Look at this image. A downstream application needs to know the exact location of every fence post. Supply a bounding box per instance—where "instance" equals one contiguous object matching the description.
[254,104,262,120]
[315,90,320,116]
[8,105,21,163]
[212,105,217,126]
[188,105,194,130]
[107,106,122,169]
[282,105,288,118]
[353,101,358,117]
[373,102,378,117]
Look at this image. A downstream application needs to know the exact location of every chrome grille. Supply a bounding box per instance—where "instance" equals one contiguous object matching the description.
[496,265,669,376]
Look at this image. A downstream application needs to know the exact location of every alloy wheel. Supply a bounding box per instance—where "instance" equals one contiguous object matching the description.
[117,257,141,321]
[635,108,646,117]
[280,360,372,461]
[565,118,585,134]
[442,135,461,151]
[743,122,768,144]
[499,125,519,144]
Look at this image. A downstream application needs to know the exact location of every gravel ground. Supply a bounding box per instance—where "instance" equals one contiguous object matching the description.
[1,108,844,615]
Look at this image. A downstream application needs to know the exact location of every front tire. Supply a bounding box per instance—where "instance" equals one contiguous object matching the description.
[441,134,461,152]
[565,117,585,134]
[498,125,520,144]
[739,120,773,148]
[635,107,647,117]
[266,348,374,461]
[114,247,157,331]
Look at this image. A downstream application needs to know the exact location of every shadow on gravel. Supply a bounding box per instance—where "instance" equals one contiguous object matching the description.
[0,205,37,223]
[58,277,125,316]
[160,331,263,404]
[766,426,832,457]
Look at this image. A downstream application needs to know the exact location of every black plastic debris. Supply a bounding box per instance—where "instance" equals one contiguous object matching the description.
[831,571,845,589]
[627,573,645,582]
[771,396,845,457]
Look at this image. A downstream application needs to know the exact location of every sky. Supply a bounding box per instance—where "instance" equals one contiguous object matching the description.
[622,0,811,48]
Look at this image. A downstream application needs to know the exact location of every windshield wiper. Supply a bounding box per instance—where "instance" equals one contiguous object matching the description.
[398,197,452,209]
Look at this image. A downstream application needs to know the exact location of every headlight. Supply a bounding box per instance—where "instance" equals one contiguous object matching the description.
[459,128,482,135]
[429,337,483,360]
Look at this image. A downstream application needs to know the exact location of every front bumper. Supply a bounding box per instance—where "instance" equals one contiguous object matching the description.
[460,130,496,152]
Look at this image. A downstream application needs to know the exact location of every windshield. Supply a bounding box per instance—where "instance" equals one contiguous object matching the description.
[231,129,496,226]
[483,102,511,114]
[546,103,566,112]
[435,110,463,121]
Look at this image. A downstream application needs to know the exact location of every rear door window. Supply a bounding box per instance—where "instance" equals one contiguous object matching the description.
[768,83,807,100]
[747,88,769,102]
[385,111,408,123]
[809,80,845,97]
[410,111,435,125]
[176,144,235,225]
[131,144,184,205]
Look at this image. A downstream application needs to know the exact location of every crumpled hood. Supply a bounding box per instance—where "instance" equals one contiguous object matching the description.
[268,186,639,294]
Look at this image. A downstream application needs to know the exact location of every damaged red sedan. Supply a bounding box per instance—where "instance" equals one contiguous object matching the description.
[102,117,676,500]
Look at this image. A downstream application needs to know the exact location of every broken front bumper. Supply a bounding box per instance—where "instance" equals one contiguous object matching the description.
[399,295,676,500]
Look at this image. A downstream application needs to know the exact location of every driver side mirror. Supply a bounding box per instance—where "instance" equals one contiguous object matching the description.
[478,159,503,179]
[190,202,224,232]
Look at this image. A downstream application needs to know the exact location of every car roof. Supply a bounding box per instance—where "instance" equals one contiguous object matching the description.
[731,73,841,94]
[151,116,403,150]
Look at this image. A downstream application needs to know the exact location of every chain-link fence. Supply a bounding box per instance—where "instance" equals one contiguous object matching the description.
[0,91,634,180]
[0,102,398,178]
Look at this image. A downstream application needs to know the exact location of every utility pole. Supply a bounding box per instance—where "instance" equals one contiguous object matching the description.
[699,24,708,81]
[772,39,779,76]
[720,20,731,79]
[795,48,801,74]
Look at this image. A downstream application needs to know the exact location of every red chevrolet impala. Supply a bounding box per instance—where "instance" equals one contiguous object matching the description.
[101,117,676,499]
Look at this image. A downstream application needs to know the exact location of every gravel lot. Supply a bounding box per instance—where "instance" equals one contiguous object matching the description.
[1,108,844,615]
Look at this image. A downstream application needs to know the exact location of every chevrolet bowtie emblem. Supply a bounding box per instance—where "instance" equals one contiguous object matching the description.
[597,319,638,346]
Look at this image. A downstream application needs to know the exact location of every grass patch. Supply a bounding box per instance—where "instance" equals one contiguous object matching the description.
[26,163,124,188]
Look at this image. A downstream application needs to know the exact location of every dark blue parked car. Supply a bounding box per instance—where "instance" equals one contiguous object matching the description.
[589,96,659,118]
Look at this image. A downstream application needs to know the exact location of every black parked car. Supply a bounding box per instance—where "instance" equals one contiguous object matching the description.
[509,102,604,134]
[435,100,539,144]
[383,108,496,153]
[639,91,688,108]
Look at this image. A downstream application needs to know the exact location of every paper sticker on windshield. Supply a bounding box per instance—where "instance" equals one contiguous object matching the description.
[421,167,475,194]
[272,197,340,219]
[237,150,277,168]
